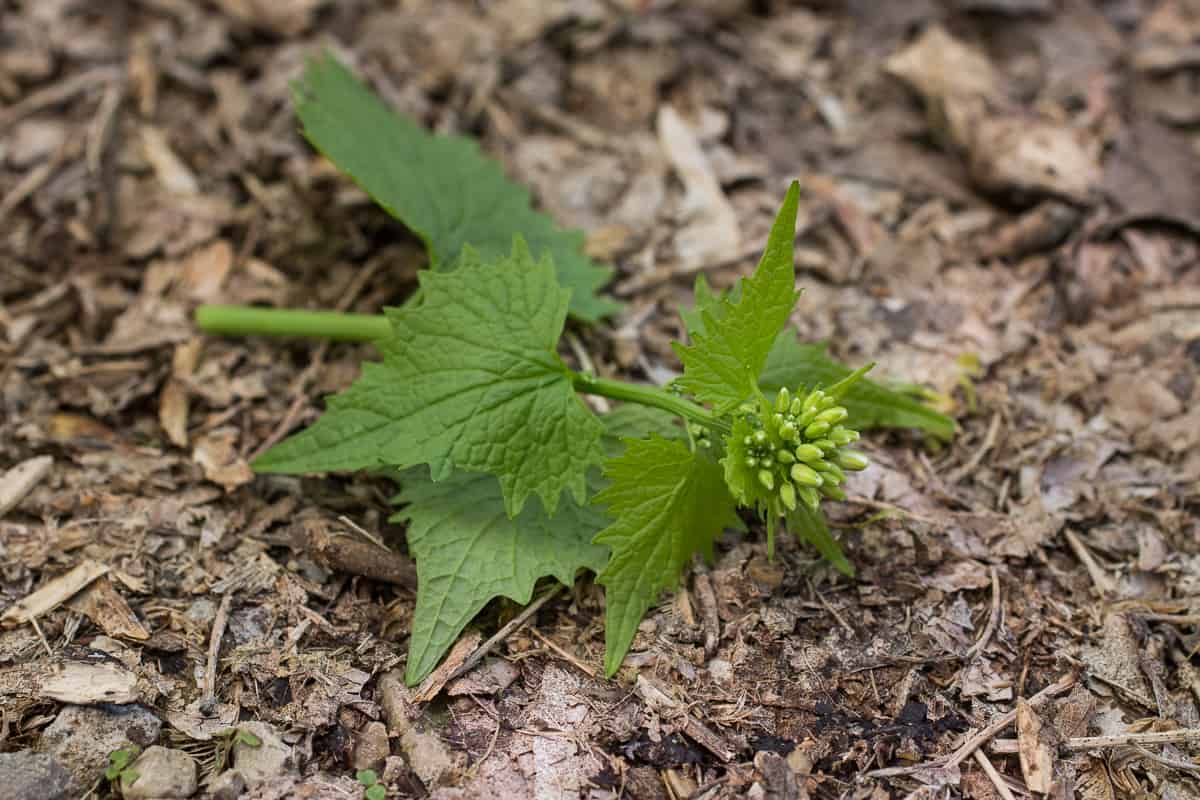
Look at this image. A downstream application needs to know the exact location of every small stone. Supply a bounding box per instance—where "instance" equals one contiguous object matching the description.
[352,721,390,772]
[39,704,162,793]
[231,722,293,786]
[0,750,73,800]
[208,769,246,800]
[120,746,198,799]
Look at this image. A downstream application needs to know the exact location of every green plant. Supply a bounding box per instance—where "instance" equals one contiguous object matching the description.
[357,769,387,800]
[194,57,953,684]
[105,746,140,790]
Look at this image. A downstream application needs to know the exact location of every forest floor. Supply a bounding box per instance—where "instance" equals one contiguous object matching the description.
[2,1,1200,798]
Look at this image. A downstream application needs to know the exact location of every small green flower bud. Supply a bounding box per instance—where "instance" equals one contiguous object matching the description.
[777,449,796,464]
[794,444,824,462]
[810,438,836,453]
[828,427,858,446]
[823,462,846,482]
[779,481,797,511]
[803,390,825,414]
[775,388,791,413]
[836,450,869,471]
[795,409,817,428]
[818,394,837,410]
[760,456,774,468]
[790,463,823,487]
[804,420,831,439]
[818,470,843,487]
[779,422,797,440]
[816,407,848,425]
[799,486,821,512]
[789,398,804,416]
[745,456,758,468]
[753,430,768,445]
[758,470,775,490]
[820,484,846,501]
[743,435,753,446]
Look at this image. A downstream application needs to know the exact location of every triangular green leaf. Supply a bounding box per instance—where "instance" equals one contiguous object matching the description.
[682,278,954,440]
[293,54,620,322]
[593,436,740,676]
[392,468,609,686]
[673,182,801,410]
[254,240,605,517]
[760,330,955,440]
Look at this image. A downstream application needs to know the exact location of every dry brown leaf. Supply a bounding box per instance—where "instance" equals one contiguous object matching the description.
[192,428,255,492]
[656,104,741,271]
[65,574,150,641]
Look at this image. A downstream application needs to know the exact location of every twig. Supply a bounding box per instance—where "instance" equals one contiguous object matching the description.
[966,566,1001,661]
[0,141,71,223]
[991,728,1200,754]
[1140,613,1200,626]
[1065,729,1200,753]
[865,673,1076,779]
[529,628,596,678]
[200,593,234,714]
[0,65,121,129]
[972,750,1018,800]
[445,585,564,684]
[1132,743,1200,775]
[947,411,1002,484]
[29,615,53,657]
[1062,530,1116,595]
[298,519,417,591]
[810,578,856,637]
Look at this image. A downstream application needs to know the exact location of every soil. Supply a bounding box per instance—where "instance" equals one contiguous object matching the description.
[2,1,1200,798]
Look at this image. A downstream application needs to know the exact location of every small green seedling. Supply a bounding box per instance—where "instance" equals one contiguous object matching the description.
[211,727,261,776]
[194,56,954,685]
[106,746,140,791]
[357,769,388,800]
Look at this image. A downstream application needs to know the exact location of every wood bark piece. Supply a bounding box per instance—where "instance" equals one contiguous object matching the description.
[1,560,110,625]
[1016,697,1056,794]
[65,574,150,640]
[298,520,417,590]
[0,455,53,518]
[37,661,138,704]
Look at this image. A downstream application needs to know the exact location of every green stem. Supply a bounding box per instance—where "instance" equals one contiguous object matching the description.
[195,305,392,342]
[571,373,727,434]
[194,305,728,434]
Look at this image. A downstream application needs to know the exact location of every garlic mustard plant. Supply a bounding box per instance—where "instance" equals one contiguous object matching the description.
[194,56,953,682]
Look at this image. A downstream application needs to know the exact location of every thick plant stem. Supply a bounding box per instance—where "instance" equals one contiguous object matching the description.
[195,305,726,432]
[571,373,727,433]
[195,305,392,342]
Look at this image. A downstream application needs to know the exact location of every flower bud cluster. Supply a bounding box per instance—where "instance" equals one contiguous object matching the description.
[727,386,868,515]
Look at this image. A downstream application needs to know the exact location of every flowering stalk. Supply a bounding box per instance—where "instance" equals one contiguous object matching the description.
[722,364,873,556]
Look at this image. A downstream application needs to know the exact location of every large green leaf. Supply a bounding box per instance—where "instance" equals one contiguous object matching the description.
[254,240,605,518]
[672,183,801,411]
[392,469,609,685]
[593,437,740,676]
[293,54,619,322]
